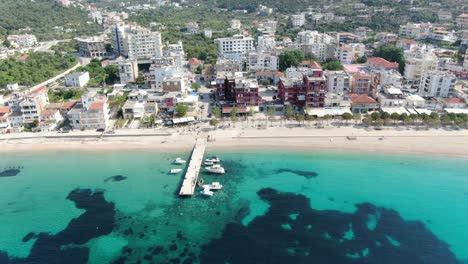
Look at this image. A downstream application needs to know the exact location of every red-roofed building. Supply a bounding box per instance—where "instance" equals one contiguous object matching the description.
[367,57,399,71]
[68,95,109,130]
[443,97,466,108]
[456,13,468,29]
[299,60,322,69]
[0,106,12,132]
[17,55,29,62]
[40,109,63,131]
[347,93,379,113]
[351,72,372,95]
[188,57,201,72]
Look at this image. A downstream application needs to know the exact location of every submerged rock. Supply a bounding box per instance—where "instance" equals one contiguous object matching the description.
[104,175,127,182]
[0,169,21,177]
[276,169,318,179]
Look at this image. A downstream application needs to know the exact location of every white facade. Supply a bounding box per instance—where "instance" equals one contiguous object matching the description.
[231,19,241,30]
[118,60,139,84]
[148,66,184,90]
[404,49,438,85]
[419,71,456,98]
[40,109,63,131]
[296,31,337,61]
[335,43,365,64]
[429,30,458,44]
[19,87,49,124]
[6,83,19,91]
[68,93,110,130]
[291,13,305,28]
[399,22,432,40]
[112,24,162,61]
[64,72,90,87]
[215,35,255,57]
[247,52,278,72]
[204,29,212,39]
[324,71,351,94]
[257,35,276,52]
[6,34,37,48]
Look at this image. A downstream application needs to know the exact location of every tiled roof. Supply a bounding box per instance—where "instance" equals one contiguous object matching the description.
[40,109,59,117]
[31,86,46,94]
[444,98,464,104]
[255,71,284,77]
[189,57,201,65]
[0,106,12,114]
[348,94,377,104]
[62,101,77,109]
[89,102,104,110]
[367,57,399,69]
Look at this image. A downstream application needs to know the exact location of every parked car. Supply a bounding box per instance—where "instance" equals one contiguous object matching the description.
[96,128,105,132]
[105,130,115,134]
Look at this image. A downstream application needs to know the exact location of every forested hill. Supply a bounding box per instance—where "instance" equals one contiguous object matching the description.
[0,0,100,41]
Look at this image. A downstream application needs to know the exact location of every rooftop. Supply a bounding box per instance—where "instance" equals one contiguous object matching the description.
[348,94,378,104]
[444,97,465,104]
[0,106,12,114]
[367,57,399,69]
[89,102,105,111]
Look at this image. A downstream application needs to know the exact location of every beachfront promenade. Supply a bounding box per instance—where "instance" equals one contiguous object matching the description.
[179,137,206,196]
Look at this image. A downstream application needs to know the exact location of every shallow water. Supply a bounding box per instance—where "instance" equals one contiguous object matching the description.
[0,150,466,263]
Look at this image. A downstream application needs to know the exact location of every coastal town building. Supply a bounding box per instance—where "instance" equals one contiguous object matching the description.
[256,35,276,52]
[20,86,49,124]
[335,43,365,64]
[6,34,37,48]
[215,76,260,107]
[64,72,90,87]
[404,48,438,85]
[419,71,456,98]
[375,85,406,108]
[68,92,110,130]
[39,109,63,131]
[347,93,379,113]
[0,106,12,132]
[255,71,283,85]
[185,22,199,34]
[399,22,433,40]
[295,31,337,61]
[231,19,241,30]
[351,72,372,95]
[367,57,399,71]
[246,51,278,72]
[215,58,242,74]
[290,13,305,28]
[429,30,458,44]
[324,71,351,94]
[112,24,162,61]
[118,60,139,84]
[278,66,327,108]
[75,37,108,58]
[215,35,255,58]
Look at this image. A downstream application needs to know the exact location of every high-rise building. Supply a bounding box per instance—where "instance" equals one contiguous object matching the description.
[419,71,456,98]
[295,31,337,62]
[215,35,255,58]
[112,24,162,61]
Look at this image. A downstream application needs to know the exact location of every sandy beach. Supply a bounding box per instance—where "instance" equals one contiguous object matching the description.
[1,126,468,157]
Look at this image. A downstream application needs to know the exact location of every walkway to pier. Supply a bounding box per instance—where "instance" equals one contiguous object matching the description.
[179,137,206,196]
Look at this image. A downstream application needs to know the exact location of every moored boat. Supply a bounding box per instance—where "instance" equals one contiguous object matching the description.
[205,164,225,174]
[170,168,182,174]
[200,187,214,197]
[205,156,221,163]
[172,157,186,164]
[202,182,223,190]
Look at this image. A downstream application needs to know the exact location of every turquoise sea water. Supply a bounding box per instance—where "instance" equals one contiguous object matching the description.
[0,150,467,263]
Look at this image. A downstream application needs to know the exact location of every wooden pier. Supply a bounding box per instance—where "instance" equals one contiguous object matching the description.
[179,138,206,196]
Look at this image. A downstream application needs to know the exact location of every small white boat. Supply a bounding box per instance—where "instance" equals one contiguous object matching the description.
[204,161,214,166]
[170,168,182,174]
[205,164,225,174]
[172,157,186,164]
[200,187,214,197]
[202,182,223,190]
[205,156,220,163]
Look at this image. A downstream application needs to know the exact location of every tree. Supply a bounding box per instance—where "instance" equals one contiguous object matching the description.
[353,113,361,124]
[341,112,353,125]
[355,56,367,63]
[211,106,221,119]
[279,50,304,71]
[230,106,238,123]
[381,112,391,120]
[374,44,405,74]
[390,113,401,125]
[210,118,219,128]
[284,104,295,119]
[323,114,332,126]
[267,106,275,126]
[370,112,381,122]
[321,60,344,71]
[104,65,120,85]
[295,114,305,126]
[135,73,145,85]
[175,103,188,117]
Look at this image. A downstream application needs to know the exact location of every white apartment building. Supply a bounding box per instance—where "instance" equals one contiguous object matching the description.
[291,13,305,28]
[68,92,110,130]
[399,22,433,40]
[296,31,337,61]
[215,58,243,73]
[373,69,403,89]
[163,42,185,67]
[324,71,351,94]
[147,66,185,90]
[118,60,139,84]
[257,35,276,52]
[112,24,162,61]
[64,72,90,87]
[404,48,438,85]
[19,86,49,124]
[335,43,365,64]
[40,109,63,131]
[215,35,255,57]
[419,71,456,98]
[429,30,458,44]
[246,52,278,72]
[6,34,37,48]
[258,20,277,35]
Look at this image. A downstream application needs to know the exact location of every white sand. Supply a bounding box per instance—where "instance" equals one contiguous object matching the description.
[1,126,468,157]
